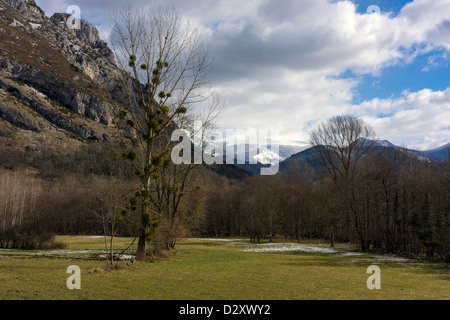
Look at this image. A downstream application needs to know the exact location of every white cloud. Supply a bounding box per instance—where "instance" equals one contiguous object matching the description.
[360,88,450,150]
[215,70,357,144]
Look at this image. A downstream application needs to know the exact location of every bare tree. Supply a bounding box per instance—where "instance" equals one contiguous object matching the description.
[0,171,40,234]
[110,6,220,258]
[310,114,378,251]
[91,176,132,264]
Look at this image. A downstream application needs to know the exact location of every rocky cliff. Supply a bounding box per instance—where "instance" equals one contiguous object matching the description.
[0,0,126,158]
[1,0,45,21]
[50,12,101,43]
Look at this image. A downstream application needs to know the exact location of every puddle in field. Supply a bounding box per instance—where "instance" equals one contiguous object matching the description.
[46,249,105,254]
[98,254,136,260]
[57,235,104,239]
[242,242,413,262]
[75,236,104,239]
[244,243,341,253]
[186,238,414,262]
[187,238,250,245]
[0,248,106,255]
[40,250,136,260]
[0,248,136,260]
[243,243,340,254]
[188,238,248,242]
[338,252,365,257]
[336,251,412,262]
[369,254,412,262]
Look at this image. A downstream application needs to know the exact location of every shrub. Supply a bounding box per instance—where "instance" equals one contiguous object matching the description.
[0,227,66,250]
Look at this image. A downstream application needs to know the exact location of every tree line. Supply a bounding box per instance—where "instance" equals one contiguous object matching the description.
[201,152,449,260]
[0,117,449,261]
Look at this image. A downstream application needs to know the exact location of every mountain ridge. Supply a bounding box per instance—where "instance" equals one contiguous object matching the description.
[277,139,450,175]
[0,0,127,157]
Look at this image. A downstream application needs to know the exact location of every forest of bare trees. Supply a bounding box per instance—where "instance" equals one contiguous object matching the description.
[0,124,449,261]
[0,110,449,263]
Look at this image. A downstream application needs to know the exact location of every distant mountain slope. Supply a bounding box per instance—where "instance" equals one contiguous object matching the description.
[277,140,450,175]
[278,145,322,173]
[422,143,450,161]
[206,140,449,176]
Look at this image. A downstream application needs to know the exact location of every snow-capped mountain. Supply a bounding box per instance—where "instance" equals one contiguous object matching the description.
[221,139,449,175]
[231,143,309,165]
[375,140,397,148]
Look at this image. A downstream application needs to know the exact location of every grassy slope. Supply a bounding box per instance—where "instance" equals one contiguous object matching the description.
[0,237,448,300]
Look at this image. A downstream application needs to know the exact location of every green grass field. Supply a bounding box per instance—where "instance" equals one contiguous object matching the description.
[0,236,448,300]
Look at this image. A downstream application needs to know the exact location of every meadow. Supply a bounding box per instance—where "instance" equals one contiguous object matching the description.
[0,236,448,300]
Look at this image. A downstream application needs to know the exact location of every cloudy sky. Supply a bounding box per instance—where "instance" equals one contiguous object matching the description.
[35,0,450,150]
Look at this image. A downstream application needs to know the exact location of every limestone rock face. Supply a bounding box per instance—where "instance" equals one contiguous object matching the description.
[1,0,45,22]
[50,13,101,44]
[93,40,115,65]
[0,0,128,147]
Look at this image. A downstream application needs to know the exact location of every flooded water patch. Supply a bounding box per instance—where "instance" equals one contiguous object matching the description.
[188,238,249,242]
[46,249,105,254]
[242,242,415,263]
[56,235,104,239]
[243,243,340,254]
[98,253,136,260]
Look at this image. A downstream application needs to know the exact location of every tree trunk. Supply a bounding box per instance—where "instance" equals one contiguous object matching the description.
[137,234,146,258]
[137,211,147,259]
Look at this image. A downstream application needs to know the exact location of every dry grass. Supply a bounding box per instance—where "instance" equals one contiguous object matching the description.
[0,236,448,300]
